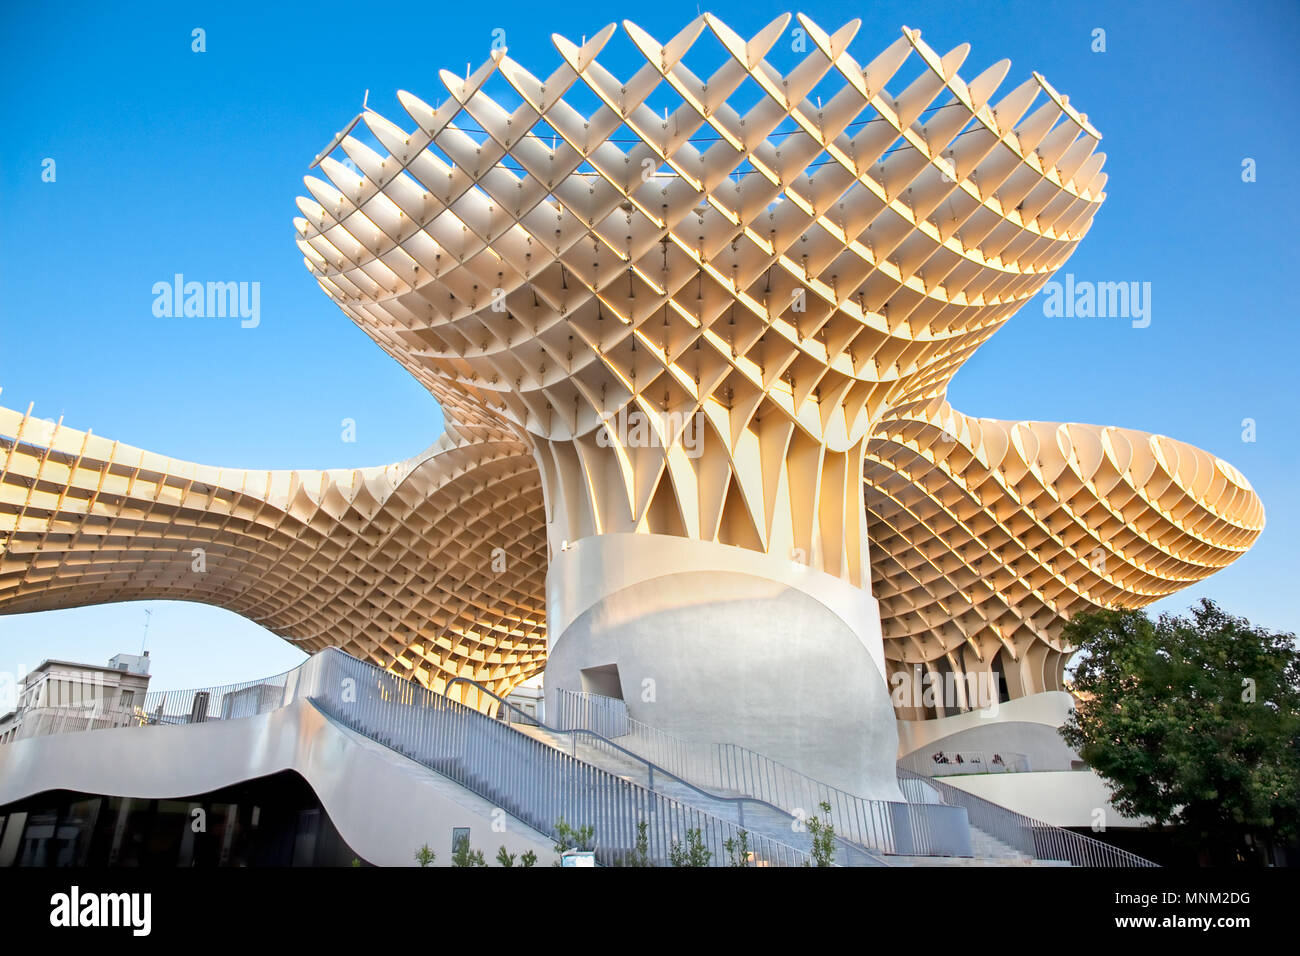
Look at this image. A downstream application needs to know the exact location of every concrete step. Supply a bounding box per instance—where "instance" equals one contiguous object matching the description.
[965,824,1072,866]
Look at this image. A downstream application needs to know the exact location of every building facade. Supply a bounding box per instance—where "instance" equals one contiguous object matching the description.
[0,653,151,745]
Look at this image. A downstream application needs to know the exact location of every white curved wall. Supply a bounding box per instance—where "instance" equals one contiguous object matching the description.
[896,691,1077,759]
[545,533,900,800]
[942,771,1154,829]
[0,700,555,867]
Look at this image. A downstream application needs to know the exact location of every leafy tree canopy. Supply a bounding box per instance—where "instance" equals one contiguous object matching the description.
[1061,599,1300,856]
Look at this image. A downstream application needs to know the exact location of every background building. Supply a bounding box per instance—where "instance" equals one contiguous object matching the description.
[0,652,151,745]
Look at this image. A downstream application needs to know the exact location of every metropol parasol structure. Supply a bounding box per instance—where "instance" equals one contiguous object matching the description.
[0,15,1263,797]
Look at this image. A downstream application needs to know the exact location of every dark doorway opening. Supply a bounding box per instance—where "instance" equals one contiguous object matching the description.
[579,663,623,699]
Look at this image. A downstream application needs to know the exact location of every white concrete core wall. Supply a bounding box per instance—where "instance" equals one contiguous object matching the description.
[545,533,901,800]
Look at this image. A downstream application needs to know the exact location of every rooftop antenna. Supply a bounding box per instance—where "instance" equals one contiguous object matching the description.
[140,608,152,656]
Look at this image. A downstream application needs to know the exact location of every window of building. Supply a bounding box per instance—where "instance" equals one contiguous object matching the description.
[451,827,470,858]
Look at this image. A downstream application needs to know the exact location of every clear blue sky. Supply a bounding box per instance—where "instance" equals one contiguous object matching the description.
[1,0,1296,690]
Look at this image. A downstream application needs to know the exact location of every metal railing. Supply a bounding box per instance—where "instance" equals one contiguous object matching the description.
[898,749,1030,776]
[2,649,1152,866]
[13,706,145,740]
[3,651,824,865]
[138,668,297,725]
[551,689,971,858]
[552,689,628,738]
[312,651,820,867]
[453,678,895,865]
[9,665,309,741]
[896,768,1158,867]
[9,669,300,741]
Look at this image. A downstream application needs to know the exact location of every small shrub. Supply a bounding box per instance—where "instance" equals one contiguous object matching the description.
[723,829,751,867]
[451,833,487,867]
[551,817,596,866]
[804,801,836,867]
[612,820,653,867]
[668,828,711,867]
[632,820,652,867]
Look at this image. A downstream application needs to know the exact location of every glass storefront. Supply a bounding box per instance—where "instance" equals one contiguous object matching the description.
[0,772,362,867]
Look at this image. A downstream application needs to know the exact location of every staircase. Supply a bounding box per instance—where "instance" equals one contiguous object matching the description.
[510,723,828,859]
[2,645,1152,867]
[308,650,821,866]
[517,687,1158,868]
[519,724,1061,866]
[896,767,1157,867]
[885,827,1075,866]
[496,691,1047,866]
[967,825,1037,863]
[295,649,1152,867]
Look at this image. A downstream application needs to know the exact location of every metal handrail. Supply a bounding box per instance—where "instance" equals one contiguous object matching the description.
[138,667,298,724]
[482,685,971,859]
[314,651,819,866]
[3,649,1151,866]
[898,748,1031,776]
[6,667,302,740]
[13,706,147,740]
[896,768,1158,867]
[445,677,890,865]
[550,690,1159,867]
[2,652,820,866]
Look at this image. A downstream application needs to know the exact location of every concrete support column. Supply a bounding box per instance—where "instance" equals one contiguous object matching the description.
[544,533,902,800]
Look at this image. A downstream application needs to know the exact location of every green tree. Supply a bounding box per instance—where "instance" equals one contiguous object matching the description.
[520,850,538,868]
[1060,600,1300,865]
[414,844,436,867]
[495,846,517,867]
